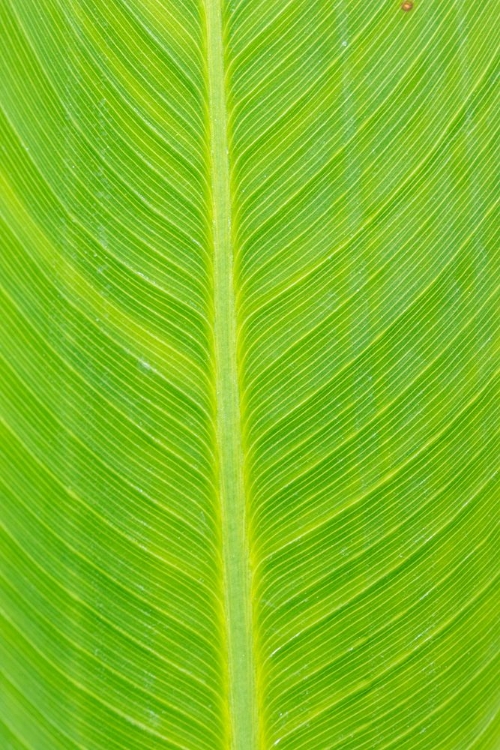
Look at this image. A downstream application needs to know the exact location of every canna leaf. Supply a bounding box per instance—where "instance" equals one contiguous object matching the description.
[0,0,499,748]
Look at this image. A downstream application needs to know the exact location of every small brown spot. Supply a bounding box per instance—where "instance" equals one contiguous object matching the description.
[401,1,414,10]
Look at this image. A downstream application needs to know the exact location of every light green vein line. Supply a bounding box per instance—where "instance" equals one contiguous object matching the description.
[205,0,257,747]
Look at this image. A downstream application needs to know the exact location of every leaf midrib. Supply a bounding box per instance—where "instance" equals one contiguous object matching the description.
[205,1,257,747]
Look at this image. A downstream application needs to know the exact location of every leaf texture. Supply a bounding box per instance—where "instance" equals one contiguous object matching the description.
[0,0,499,748]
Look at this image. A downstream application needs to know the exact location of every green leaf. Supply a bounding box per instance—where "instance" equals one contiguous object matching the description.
[0,0,499,748]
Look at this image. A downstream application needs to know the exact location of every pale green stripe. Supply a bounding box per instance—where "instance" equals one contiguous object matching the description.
[205,0,257,747]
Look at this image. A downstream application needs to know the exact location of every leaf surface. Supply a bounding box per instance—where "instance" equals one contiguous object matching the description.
[0,0,499,748]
